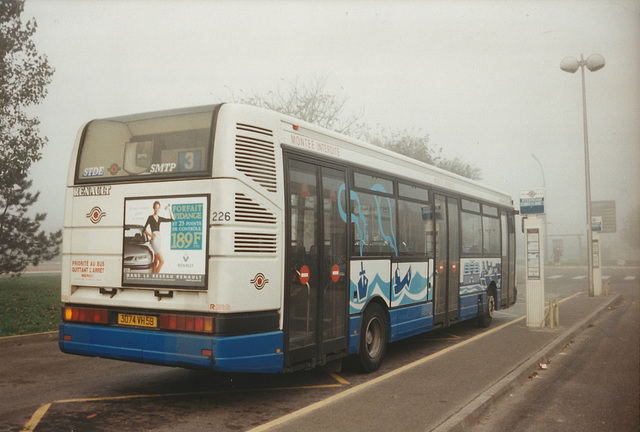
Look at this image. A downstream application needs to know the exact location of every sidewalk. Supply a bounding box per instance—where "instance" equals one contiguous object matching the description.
[251,292,619,432]
[0,330,58,347]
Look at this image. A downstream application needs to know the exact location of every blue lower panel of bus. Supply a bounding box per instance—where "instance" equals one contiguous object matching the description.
[389,303,433,342]
[59,323,283,373]
[459,294,481,321]
[459,291,508,321]
[347,303,434,355]
[348,316,361,354]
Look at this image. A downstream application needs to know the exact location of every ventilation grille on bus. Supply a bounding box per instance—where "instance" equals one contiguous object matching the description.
[235,193,277,224]
[234,232,277,254]
[235,123,277,193]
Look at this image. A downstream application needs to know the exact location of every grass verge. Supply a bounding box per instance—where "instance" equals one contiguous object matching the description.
[0,274,61,337]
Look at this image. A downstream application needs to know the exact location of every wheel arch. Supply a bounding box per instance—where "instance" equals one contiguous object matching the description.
[360,296,390,341]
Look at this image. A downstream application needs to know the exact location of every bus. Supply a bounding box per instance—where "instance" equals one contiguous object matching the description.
[59,103,517,373]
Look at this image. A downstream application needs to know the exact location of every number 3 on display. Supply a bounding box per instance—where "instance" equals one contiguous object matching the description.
[183,152,194,170]
[179,150,201,172]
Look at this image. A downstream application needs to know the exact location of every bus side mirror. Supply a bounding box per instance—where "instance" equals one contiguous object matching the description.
[124,140,154,174]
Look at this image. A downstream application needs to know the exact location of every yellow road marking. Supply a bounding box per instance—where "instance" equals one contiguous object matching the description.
[23,383,343,431]
[434,332,462,340]
[55,383,344,404]
[327,372,350,385]
[21,403,51,432]
[561,291,583,302]
[412,331,462,341]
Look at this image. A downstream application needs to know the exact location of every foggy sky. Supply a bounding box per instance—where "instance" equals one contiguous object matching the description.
[22,0,640,251]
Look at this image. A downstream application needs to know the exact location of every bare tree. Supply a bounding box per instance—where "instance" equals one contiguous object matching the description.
[231,76,481,180]
[435,155,482,181]
[367,127,482,180]
[366,127,442,166]
[230,75,368,139]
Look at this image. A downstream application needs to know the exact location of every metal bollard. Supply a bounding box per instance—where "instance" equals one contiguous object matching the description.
[541,299,560,329]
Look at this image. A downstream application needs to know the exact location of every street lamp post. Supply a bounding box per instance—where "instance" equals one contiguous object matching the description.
[531,154,546,191]
[560,53,605,297]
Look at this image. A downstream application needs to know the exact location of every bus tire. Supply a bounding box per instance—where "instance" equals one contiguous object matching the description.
[477,290,496,328]
[358,302,388,373]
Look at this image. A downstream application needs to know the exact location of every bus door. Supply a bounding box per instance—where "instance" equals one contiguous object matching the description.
[433,195,460,327]
[285,158,349,370]
[500,210,517,307]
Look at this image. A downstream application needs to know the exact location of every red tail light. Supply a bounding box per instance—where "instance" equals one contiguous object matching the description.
[159,313,214,334]
[63,307,108,324]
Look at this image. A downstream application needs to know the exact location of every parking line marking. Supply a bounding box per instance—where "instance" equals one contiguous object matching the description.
[572,275,587,280]
[548,275,563,279]
[328,372,350,385]
[24,383,346,431]
[624,276,636,280]
[413,331,462,341]
[55,383,345,405]
[440,332,462,340]
[495,311,521,318]
[21,403,51,432]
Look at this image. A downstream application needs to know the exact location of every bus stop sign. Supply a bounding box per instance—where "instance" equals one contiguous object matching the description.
[520,189,545,215]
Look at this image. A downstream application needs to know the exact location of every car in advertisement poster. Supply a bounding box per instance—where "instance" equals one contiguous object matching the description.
[123,224,154,272]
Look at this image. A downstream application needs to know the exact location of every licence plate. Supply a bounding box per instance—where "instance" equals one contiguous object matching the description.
[118,313,157,328]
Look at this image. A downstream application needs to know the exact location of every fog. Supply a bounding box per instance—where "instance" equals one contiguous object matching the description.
[22,0,640,263]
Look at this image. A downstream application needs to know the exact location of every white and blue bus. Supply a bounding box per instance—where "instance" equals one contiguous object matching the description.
[59,103,517,373]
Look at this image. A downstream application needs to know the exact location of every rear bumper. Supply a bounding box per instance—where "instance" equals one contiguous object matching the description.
[59,323,283,373]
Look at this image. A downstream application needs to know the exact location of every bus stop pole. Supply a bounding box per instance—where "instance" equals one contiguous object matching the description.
[524,215,545,327]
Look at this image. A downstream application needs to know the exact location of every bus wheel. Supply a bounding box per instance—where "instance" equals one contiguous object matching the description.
[358,303,388,373]
[477,291,496,328]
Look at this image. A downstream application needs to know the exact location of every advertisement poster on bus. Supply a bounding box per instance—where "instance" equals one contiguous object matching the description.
[122,195,208,289]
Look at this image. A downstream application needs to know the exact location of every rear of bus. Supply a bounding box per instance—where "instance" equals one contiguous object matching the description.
[59,104,285,372]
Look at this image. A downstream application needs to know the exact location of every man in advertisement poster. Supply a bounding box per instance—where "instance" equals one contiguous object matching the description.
[143,201,174,273]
